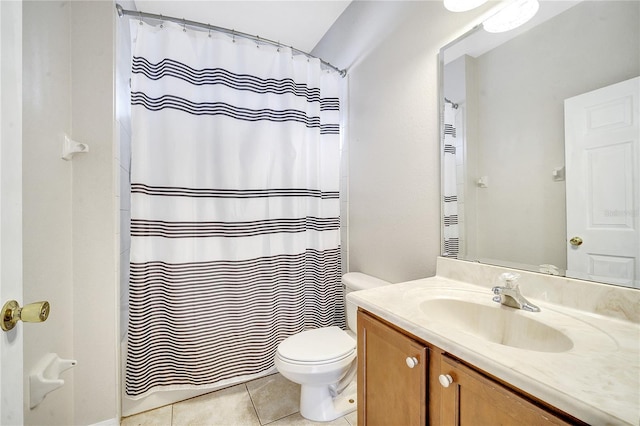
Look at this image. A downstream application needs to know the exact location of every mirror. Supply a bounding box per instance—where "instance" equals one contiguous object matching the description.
[439,1,639,288]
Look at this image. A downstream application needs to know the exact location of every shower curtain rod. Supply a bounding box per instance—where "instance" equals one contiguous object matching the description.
[115,4,347,77]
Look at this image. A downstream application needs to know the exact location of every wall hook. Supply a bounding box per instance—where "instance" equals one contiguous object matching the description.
[552,166,565,181]
[62,134,89,161]
[477,176,489,188]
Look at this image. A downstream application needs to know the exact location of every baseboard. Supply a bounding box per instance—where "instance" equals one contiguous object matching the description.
[90,418,119,426]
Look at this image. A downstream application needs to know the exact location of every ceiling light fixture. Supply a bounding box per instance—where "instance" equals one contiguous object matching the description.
[444,0,488,12]
[483,0,540,33]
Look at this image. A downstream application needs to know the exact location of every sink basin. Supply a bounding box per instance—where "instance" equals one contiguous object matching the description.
[420,297,574,353]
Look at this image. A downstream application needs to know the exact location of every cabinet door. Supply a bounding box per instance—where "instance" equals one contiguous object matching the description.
[358,311,427,426]
[439,355,572,426]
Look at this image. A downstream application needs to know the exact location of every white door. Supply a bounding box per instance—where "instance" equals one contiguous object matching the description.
[565,76,640,288]
[0,1,24,424]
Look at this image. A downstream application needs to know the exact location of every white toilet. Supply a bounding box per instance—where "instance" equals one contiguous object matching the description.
[274,272,390,422]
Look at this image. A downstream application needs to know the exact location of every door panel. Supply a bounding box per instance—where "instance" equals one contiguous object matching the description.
[565,76,640,288]
[439,356,572,426]
[0,1,24,424]
[358,311,427,426]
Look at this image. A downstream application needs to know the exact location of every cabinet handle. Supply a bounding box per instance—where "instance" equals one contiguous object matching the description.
[439,374,453,388]
[405,356,419,368]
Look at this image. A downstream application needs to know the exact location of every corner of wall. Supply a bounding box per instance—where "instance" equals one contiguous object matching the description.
[70,1,119,424]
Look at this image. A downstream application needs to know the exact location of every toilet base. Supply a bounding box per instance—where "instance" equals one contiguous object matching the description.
[299,379,357,422]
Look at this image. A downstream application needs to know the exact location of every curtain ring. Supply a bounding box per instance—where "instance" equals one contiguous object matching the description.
[277,41,280,53]
[182,18,186,32]
[256,35,260,49]
[232,29,236,43]
[138,11,143,25]
[208,24,212,38]
[159,14,163,28]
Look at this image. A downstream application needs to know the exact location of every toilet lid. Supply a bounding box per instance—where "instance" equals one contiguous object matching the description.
[277,326,356,364]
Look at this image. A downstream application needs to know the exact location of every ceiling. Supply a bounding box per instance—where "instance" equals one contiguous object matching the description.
[133,1,352,53]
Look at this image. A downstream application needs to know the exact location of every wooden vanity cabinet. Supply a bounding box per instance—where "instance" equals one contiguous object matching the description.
[357,310,583,426]
[438,354,573,425]
[357,309,428,426]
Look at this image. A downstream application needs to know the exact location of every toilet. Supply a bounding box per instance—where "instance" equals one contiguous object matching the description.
[274,272,390,422]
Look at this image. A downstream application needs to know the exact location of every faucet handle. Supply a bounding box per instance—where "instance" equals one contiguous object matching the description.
[499,272,520,289]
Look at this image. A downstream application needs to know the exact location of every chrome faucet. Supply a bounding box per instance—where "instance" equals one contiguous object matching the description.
[491,273,540,312]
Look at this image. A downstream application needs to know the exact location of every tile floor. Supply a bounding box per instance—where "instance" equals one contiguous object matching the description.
[120,373,358,426]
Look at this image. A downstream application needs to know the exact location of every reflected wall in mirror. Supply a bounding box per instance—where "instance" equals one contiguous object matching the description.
[440,1,640,288]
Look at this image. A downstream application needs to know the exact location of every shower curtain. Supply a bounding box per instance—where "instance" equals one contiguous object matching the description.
[126,21,344,398]
[443,103,459,258]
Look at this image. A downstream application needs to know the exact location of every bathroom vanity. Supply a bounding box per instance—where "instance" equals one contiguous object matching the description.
[358,311,582,425]
[350,258,640,426]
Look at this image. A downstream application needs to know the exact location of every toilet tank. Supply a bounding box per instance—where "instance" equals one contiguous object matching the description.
[343,272,390,332]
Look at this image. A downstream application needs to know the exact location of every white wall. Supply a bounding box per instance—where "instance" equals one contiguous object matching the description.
[70,2,119,424]
[22,1,119,424]
[313,1,492,283]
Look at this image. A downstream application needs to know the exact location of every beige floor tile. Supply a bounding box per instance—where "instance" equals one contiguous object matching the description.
[246,373,301,424]
[266,412,350,426]
[121,404,172,426]
[172,383,260,426]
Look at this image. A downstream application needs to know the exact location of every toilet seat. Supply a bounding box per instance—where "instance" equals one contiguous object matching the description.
[277,326,355,364]
[277,348,355,366]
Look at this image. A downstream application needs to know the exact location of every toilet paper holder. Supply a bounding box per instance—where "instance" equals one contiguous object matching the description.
[29,353,77,409]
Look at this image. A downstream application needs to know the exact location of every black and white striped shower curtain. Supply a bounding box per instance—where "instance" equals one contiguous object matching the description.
[126,21,344,398]
[443,103,459,258]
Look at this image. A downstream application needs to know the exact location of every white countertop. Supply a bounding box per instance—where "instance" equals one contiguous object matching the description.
[348,273,640,425]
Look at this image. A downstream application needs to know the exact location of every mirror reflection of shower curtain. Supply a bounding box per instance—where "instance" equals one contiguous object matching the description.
[443,103,459,258]
[126,21,344,399]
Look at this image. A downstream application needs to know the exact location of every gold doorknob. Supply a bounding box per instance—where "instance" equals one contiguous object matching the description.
[1,300,50,332]
[569,237,583,246]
